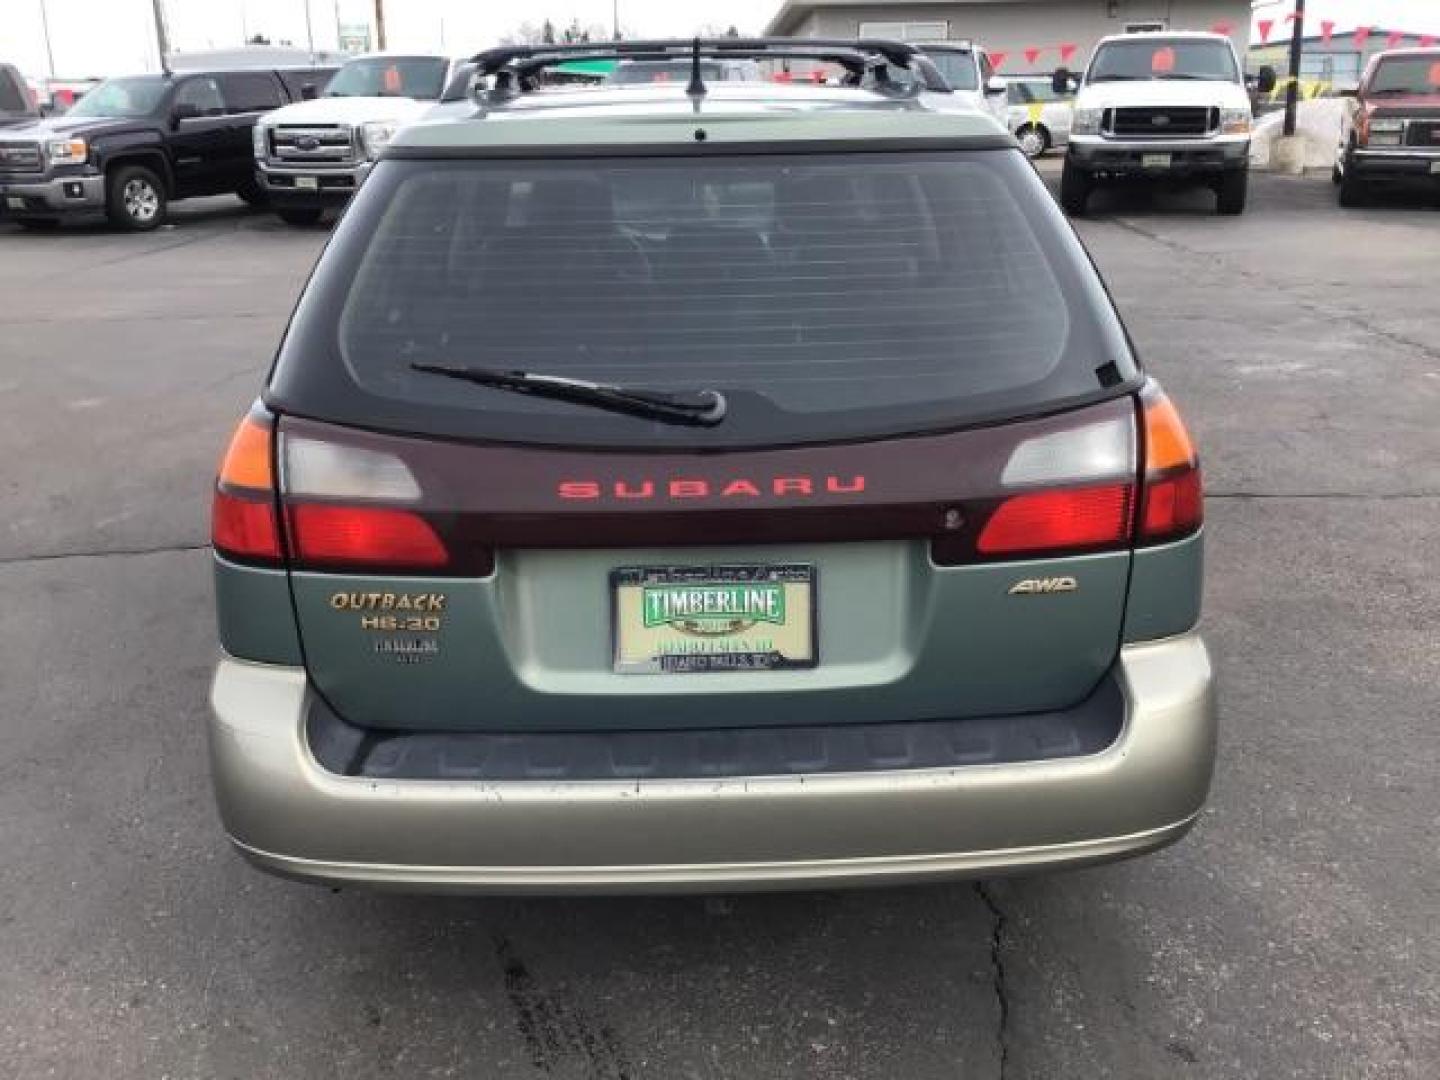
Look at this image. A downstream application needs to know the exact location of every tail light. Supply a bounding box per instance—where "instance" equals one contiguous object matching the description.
[280,431,492,575]
[977,484,1133,555]
[954,384,1201,562]
[1137,385,1203,544]
[966,415,1137,560]
[212,408,282,564]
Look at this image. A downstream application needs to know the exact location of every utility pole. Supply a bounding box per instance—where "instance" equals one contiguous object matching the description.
[150,0,171,73]
[303,0,316,62]
[613,0,620,40]
[37,0,57,77]
[374,0,387,50]
[1282,0,1306,137]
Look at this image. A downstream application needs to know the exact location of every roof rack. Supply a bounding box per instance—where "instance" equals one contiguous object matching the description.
[468,37,947,104]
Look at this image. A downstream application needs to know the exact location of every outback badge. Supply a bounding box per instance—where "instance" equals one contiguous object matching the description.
[1008,576,1079,596]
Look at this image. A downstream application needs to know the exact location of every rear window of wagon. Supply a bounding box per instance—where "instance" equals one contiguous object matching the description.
[267,148,1138,449]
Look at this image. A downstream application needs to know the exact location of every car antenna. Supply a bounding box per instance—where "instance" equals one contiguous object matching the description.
[686,36,706,108]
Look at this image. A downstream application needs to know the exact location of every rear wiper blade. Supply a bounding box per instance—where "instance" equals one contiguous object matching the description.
[409,363,727,427]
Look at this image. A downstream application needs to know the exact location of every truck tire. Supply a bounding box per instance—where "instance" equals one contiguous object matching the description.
[237,179,268,208]
[1215,169,1248,216]
[1060,160,1091,216]
[106,163,167,231]
[1337,170,1368,208]
[277,207,324,228]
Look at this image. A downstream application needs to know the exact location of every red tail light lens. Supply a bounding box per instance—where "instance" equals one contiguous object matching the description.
[978,484,1133,556]
[212,410,282,564]
[1139,386,1203,544]
[288,505,448,570]
[213,492,282,561]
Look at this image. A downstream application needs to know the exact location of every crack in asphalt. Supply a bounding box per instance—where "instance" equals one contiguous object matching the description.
[1103,215,1440,366]
[975,883,1011,1080]
[0,541,209,566]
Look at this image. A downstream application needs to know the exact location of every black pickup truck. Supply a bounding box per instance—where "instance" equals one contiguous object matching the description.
[0,66,333,231]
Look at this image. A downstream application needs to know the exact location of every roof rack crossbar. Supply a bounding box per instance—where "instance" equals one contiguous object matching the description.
[468,36,944,101]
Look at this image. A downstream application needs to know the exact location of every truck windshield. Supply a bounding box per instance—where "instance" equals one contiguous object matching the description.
[1368,56,1440,95]
[326,57,447,99]
[0,74,28,115]
[1088,39,1239,83]
[917,51,979,92]
[65,76,169,118]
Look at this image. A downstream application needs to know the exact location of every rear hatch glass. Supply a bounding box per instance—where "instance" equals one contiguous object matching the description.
[268,149,1136,448]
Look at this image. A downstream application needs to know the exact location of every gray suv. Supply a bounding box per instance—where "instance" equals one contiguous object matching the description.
[209,39,1215,894]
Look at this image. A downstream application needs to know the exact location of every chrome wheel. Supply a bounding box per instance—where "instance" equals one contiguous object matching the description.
[122,177,160,223]
[1017,126,1047,158]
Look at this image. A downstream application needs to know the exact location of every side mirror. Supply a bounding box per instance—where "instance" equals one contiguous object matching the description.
[1257,66,1277,95]
[300,83,318,100]
[1052,67,1073,96]
[171,101,202,127]
[985,75,1007,96]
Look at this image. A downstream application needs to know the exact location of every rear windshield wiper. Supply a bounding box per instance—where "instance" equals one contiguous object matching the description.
[409,363,727,427]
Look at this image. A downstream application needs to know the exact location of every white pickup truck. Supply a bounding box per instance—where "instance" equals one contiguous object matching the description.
[1057,31,1275,216]
[252,53,466,226]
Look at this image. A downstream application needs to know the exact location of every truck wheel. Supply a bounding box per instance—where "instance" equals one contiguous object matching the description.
[277,208,324,228]
[1216,169,1248,216]
[1060,160,1091,216]
[237,179,268,209]
[1337,171,1368,208]
[1016,124,1050,158]
[106,164,167,231]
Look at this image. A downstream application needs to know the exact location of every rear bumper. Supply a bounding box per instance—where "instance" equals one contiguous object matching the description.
[0,171,105,215]
[208,631,1217,893]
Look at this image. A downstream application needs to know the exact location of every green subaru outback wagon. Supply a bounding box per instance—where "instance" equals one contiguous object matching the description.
[208,40,1214,893]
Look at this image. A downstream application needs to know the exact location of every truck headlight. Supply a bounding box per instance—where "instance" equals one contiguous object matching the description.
[1366,118,1404,147]
[360,121,399,159]
[252,124,268,159]
[1071,107,1103,136]
[1220,107,1251,135]
[47,138,88,164]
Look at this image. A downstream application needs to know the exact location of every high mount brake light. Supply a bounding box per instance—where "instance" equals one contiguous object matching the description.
[1138,385,1203,544]
[212,410,282,564]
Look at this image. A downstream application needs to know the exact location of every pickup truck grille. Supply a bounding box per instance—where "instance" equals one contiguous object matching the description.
[1404,120,1440,148]
[1107,107,1218,139]
[0,142,43,174]
[269,125,356,165]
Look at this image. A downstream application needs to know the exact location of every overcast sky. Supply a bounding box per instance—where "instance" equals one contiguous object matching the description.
[9,1,1440,78]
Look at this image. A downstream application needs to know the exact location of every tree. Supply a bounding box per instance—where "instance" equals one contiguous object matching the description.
[247,33,272,45]
[542,19,556,45]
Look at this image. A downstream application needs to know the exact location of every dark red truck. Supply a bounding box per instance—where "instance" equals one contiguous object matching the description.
[1335,48,1440,205]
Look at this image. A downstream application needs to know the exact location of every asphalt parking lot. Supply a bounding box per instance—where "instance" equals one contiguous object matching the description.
[1,169,1437,1079]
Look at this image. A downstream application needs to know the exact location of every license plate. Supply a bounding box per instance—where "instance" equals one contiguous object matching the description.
[1141,153,1172,169]
[294,176,319,191]
[5,196,24,209]
[612,564,818,674]
[1430,161,1440,175]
